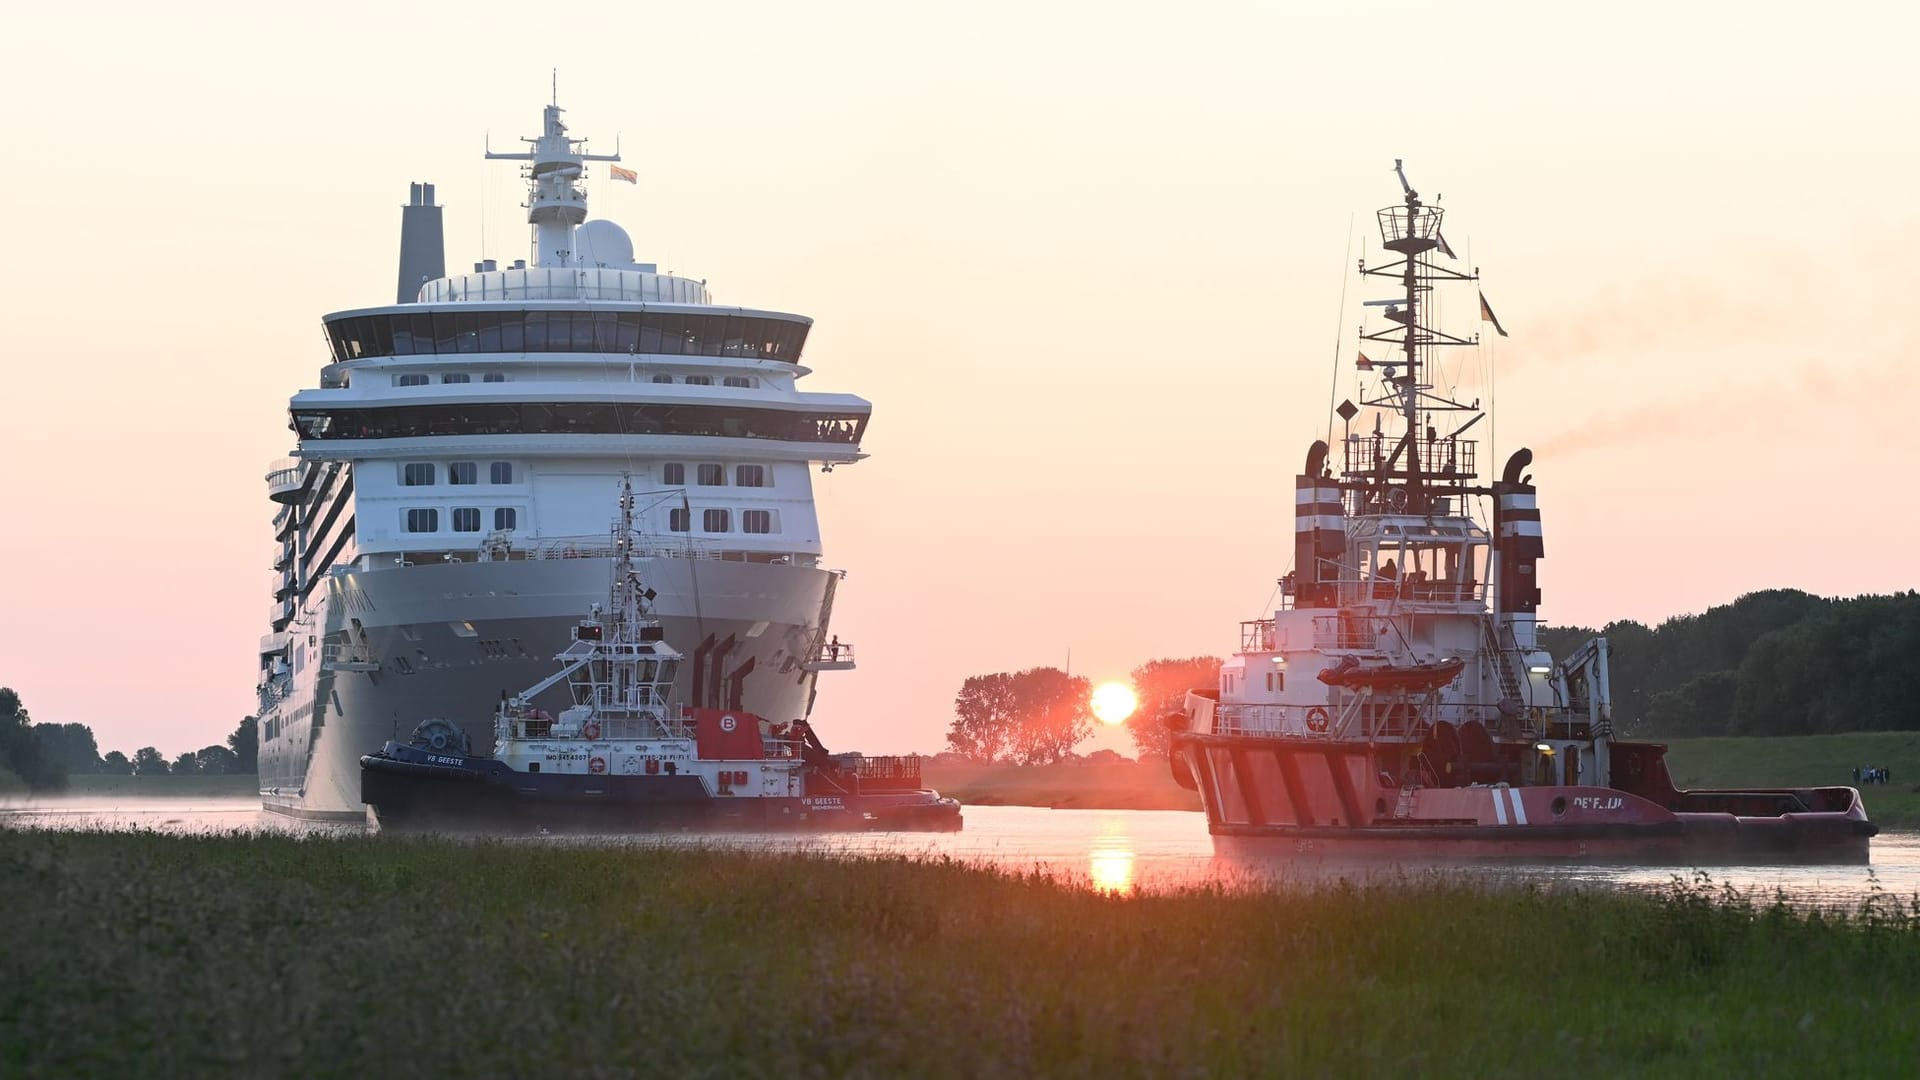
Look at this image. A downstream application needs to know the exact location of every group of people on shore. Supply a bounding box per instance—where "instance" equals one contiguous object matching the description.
[1852,765,1894,785]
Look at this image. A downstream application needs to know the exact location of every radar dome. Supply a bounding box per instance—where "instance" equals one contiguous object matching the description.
[574,220,636,268]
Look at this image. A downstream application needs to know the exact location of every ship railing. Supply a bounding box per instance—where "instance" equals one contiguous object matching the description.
[506,713,699,741]
[1241,620,1279,653]
[1333,578,1488,606]
[806,754,925,793]
[1341,434,1478,482]
[321,642,380,672]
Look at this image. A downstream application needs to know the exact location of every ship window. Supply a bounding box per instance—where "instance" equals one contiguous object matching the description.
[697,464,725,486]
[684,375,712,386]
[448,462,478,485]
[652,374,674,384]
[735,465,766,488]
[483,372,507,383]
[494,508,517,531]
[742,510,774,534]
[702,508,731,533]
[668,507,690,532]
[402,463,435,486]
[396,374,429,387]
[441,373,471,384]
[452,508,481,532]
[489,462,513,484]
[405,508,439,533]
[662,463,685,485]
[723,376,752,388]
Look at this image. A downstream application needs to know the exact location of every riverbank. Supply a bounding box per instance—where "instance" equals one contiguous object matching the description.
[923,759,1199,811]
[1,829,1915,1076]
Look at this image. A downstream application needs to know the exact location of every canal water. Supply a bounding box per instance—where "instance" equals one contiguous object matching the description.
[5,797,1916,907]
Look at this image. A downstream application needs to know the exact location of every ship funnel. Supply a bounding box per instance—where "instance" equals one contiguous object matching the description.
[396,182,446,304]
[1293,440,1344,609]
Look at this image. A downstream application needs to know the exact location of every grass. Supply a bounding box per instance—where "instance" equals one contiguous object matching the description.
[3,829,1919,1077]
[1661,731,1920,828]
[923,759,1199,811]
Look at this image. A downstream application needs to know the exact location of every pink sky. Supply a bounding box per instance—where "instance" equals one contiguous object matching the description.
[2,4,1916,759]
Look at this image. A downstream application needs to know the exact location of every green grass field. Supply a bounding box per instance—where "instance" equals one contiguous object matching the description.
[53,773,258,798]
[1,829,1916,1077]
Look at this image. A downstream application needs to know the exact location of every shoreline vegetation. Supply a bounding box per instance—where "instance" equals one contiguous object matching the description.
[2,829,1917,1075]
[8,733,1917,827]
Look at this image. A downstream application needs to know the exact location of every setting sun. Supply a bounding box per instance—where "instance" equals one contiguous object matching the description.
[1089,682,1139,726]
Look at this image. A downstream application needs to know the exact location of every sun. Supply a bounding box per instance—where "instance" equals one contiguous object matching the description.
[1090,682,1138,726]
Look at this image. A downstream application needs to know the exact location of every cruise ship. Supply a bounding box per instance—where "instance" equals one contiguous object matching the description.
[257,101,868,820]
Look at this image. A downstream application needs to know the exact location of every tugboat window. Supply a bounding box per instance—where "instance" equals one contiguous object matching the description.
[405,508,439,533]
[742,510,773,534]
[662,463,685,485]
[668,507,689,532]
[489,462,514,484]
[494,508,517,531]
[452,508,481,532]
[403,463,435,486]
[448,462,478,485]
[652,374,674,384]
[735,465,766,488]
[396,373,429,387]
[702,509,730,533]
[442,373,471,384]
[685,375,712,386]
[697,464,726,486]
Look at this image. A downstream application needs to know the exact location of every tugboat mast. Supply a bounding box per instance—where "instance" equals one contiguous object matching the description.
[1358,160,1482,513]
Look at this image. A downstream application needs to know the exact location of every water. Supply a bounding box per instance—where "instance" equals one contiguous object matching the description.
[6,796,1917,907]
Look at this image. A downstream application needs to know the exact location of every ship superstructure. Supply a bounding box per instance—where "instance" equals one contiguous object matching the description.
[258,101,867,820]
[1166,164,1873,860]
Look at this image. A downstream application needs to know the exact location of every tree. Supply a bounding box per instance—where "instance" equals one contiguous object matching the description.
[194,745,239,775]
[172,751,200,775]
[1125,657,1223,759]
[0,687,64,791]
[947,673,1020,763]
[131,746,170,776]
[101,751,132,775]
[227,716,258,774]
[33,723,102,775]
[1006,667,1092,765]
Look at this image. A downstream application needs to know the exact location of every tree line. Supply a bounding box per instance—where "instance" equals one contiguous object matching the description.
[1540,589,1920,737]
[944,657,1223,763]
[0,687,257,792]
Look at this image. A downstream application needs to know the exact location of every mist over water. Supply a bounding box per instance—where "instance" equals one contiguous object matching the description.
[6,799,1915,907]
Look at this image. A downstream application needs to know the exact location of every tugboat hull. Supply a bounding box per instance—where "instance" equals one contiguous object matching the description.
[1175,735,1874,864]
[361,747,962,833]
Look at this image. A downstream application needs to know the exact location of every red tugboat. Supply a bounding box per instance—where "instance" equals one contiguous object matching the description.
[1166,163,1873,862]
[361,482,961,833]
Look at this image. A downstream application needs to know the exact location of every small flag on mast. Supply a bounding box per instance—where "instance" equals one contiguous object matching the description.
[609,165,638,184]
[1356,352,1374,370]
[1435,231,1457,259]
[1478,291,1509,337]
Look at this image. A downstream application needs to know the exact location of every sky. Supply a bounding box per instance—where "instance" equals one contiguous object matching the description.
[2,2,1917,759]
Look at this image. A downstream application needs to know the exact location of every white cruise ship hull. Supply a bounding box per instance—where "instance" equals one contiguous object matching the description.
[260,556,835,821]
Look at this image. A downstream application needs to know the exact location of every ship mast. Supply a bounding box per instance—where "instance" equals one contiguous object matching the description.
[1356,161,1483,514]
[485,95,622,268]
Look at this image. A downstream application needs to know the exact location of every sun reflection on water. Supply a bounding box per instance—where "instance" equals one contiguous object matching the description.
[1088,837,1136,894]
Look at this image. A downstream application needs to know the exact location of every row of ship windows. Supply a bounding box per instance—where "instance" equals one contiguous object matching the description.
[326,311,810,365]
[399,507,781,535]
[392,373,760,389]
[399,462,769,488]
[402,462,517,486]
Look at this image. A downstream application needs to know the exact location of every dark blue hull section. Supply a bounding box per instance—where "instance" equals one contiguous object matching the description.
[359,745,962,833]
